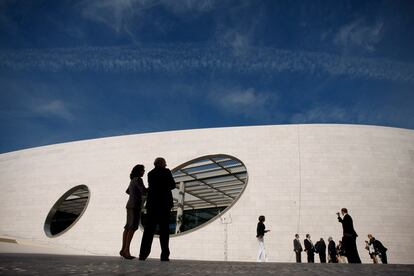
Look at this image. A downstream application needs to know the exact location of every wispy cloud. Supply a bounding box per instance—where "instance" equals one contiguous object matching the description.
[290,105,348,124]
[210,87,276,119]
[80,0,217,35]
[0,44,413,82]
[334,19,384,52]
[32,99,75,122]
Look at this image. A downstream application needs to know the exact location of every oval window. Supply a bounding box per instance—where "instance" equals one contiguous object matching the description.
[44,185,90,237]
[141,154,248,235]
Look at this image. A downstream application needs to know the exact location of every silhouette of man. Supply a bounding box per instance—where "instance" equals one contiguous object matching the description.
[315,238,327,263]
[139,157,176,261]
[304,234,315,263]
[337,208,361,263]
[368,234,388,264]
[293,234,303,263]
[328,237,337,263]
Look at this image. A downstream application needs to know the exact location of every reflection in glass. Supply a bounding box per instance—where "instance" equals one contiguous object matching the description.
[44,185,90,237]
[141,155,248,235]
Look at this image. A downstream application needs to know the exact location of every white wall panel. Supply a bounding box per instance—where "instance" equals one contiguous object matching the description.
[0,124,413,263]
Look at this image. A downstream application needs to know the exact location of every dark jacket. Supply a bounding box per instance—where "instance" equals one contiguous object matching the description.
[145,167,176,212]
[256,222,266,237]
[315,240,326,255]
[370,238,387,254]
[294,239,303,252]
[304,239,315,254]
[338,213,358,237]
[328,240,337,256]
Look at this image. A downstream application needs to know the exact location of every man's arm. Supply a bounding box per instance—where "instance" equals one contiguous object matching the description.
[166,169,176,190]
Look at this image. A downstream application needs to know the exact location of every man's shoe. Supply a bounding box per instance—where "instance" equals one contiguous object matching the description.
[161,258,170,262]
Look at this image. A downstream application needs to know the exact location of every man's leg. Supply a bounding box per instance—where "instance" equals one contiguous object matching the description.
[381,252,388,264]
[159,212,171,261]
[296,252,301,263]
[350,237,361,263]
[343,236,355,263]
[139,215,156,260]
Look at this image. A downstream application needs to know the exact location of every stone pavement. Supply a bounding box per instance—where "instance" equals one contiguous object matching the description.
[0,254,413,276]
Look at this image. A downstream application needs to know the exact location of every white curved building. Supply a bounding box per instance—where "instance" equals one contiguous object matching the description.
[0,124,413,264]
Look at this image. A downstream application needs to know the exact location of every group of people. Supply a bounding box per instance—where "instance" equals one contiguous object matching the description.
[294,234,329,263]
[121,160,388,264]
[292,208,387,264]
[120,157,176,261]
[257,209,388,264]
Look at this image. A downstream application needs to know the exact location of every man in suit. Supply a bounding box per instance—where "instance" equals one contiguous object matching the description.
[315,238,327,263]
[368,234,388,264]
[327,237,338,263]
[304,234,315,263]
[293,234,303,263]
[139,157,176,261]
[337,208,361,263]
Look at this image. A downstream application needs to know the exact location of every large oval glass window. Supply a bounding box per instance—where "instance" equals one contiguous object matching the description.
[141,154,248,235]
[44,185,90,237]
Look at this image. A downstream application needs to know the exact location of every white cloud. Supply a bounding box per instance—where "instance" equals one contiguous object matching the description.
[80,0,217,34]
[219,88,267,107]
[1,44,413,82]
[334,19,384,52]
[80,0,141,33]
[210,88,277,119]
[291,105,348,123]
[219,30,252,57]
[32,100,75,122]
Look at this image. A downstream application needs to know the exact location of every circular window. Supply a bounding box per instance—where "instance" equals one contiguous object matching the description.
[141,154,248,235]
[44,185,90,237]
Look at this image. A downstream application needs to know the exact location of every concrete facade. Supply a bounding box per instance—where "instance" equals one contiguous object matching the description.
[0,124,413,263]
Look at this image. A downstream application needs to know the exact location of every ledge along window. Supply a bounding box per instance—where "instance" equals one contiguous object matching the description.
[44,185,90,237]
[141,154,248,235]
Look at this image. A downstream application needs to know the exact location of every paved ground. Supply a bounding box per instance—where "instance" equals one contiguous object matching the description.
[0,254,413,275]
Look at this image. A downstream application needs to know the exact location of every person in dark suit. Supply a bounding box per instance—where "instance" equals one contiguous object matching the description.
[337,208,361,263]
[304,234,315,263]
[139,157,176,261]
[368,234,388,264]
[293,234,303,263]
[327,237,338,263]
[315,238,327,263]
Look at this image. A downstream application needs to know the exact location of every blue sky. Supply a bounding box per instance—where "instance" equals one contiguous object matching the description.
[0,0,413,153]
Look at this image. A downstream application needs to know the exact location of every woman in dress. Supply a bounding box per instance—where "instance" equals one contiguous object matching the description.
[120,164,147,259]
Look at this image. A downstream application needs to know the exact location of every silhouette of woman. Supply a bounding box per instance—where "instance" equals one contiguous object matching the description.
[120,164,147,259]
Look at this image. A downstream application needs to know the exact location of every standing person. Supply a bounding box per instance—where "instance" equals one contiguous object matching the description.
[139,157,176,261]
[365,240,378,264]
[315,238,327,263]
[336,240,347,263]
[256,215,270,262]
[327,237,337,263]
[293,234,303,263]
[337,208,361,263]
[368,234,388,264]
[304,234,315,263]
[120,164,147,260]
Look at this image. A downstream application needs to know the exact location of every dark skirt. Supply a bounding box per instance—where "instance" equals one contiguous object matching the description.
[124,208,141,231]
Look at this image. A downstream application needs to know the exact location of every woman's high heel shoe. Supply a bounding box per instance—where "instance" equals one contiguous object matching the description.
[120,251,135,260]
